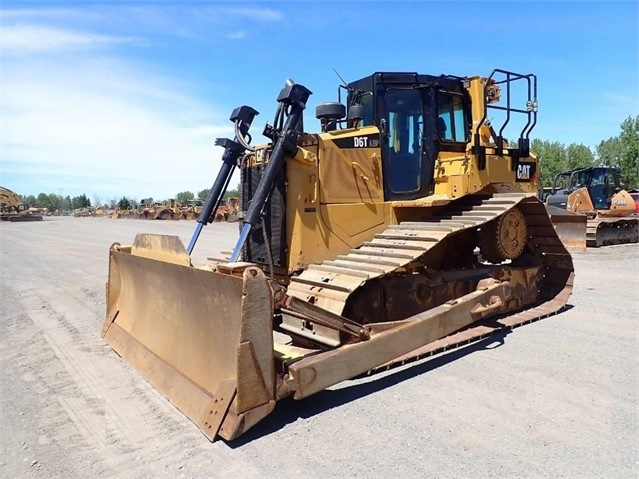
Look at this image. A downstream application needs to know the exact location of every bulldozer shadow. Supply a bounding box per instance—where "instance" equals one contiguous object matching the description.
[228,330,512,448]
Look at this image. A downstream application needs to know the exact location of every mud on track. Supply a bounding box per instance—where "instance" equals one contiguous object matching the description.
[1,216,637,478]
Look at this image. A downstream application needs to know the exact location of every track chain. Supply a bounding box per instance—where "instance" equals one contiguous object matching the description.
[287,192,575,372]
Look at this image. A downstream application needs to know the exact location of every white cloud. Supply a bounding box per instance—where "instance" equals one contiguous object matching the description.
[0,4,285,199]
[0,24,142,55]
[1,48,233,199]
[0,7,100,22]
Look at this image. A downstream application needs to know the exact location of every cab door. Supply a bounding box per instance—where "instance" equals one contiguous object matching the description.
[378,86,438,200]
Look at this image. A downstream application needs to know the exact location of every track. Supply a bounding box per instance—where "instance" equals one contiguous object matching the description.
[287,192,574,368]
[2,215,43,221]
[586,216,639,247]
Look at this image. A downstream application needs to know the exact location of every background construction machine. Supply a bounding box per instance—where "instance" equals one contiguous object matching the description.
[181,199,204,220]
[545,166,638,247]
[133,199,182,220]
[153,199,182,220]
[102,69,574,442]
[213,196,240,222]
[1,187,44,222]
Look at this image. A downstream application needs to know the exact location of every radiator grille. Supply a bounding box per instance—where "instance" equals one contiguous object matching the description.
[240,162,287,267]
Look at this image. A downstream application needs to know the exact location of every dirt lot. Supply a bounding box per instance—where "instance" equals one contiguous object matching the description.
[1,216,637,478]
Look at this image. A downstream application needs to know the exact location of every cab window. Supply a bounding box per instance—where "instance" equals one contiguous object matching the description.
[437,92,466,142]
[359,92,375,126]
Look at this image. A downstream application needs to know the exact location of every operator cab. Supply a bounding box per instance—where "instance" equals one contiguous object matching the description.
[345,73,471,201]
[316,71,537,202]
[548,166,622,210]
[584,167,622,209]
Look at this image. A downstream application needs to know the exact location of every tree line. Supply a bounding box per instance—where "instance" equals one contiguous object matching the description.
[17,115,638,212]
[21,193,91,213]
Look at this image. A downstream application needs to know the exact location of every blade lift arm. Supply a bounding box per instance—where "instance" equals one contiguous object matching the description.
[230,81,312,262]
[187,106,259,254]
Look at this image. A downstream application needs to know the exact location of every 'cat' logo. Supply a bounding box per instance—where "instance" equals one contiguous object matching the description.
[517,164,531,180]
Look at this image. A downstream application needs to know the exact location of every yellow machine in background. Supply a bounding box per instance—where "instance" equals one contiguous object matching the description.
[546,167,638,247]
[213,196,240,221]
[180,199,204,220]
[102,69,574,442]
[135,199,182,220]
[0,187,43,222]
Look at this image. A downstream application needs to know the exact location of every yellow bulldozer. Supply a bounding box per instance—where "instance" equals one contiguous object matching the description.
[0,187,44,222]
[545,166,638,247]
[102,69,574,442]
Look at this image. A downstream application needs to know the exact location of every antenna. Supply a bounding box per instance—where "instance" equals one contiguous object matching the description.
[333,69,355,105]
[333,68,349,89]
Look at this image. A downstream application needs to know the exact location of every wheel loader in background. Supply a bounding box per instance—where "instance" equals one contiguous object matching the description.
[0,187,43,222]
[214,196,240,222]
[136,199,182,220]
[153,199,182,220]
[181,199,204,220]
[545,166,638,247]
[102,69,574,442]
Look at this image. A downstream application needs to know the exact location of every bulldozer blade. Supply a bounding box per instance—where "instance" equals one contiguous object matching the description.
[545,205,587,252]
[101,234,276,441]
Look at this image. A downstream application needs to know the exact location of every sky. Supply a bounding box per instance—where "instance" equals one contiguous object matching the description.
[1,1,637,203]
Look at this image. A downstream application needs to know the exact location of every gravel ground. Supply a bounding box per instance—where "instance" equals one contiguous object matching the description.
[1,216,637,479]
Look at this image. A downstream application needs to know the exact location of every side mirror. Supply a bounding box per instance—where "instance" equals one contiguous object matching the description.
[348,104,364,121]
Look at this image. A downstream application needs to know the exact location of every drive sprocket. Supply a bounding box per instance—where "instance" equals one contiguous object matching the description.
[479,206,527,263]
